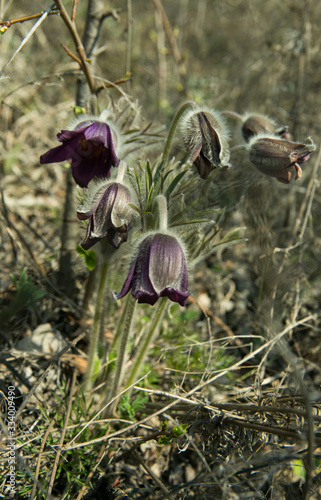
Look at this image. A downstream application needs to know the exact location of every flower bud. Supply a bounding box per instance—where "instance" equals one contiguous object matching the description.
[77,180,132,249]
[248,135,316,183]
[40,120,120,187]
[116,233,190,306]
[181,108,230,180]
[241,113,290,142]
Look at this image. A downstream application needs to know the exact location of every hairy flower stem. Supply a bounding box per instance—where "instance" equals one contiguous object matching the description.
[230,144,248,154]
[110,290,133,352]
[116,160,127,183]
[106,294,136,415]
[157,194,168,232]
[125,296,168,393]
[162,100,198,166]
[83,256,110,392]
[221,110,243,121]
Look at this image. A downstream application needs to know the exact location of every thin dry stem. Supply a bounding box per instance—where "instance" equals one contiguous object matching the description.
[53,0,96,94]
[0,8,59,27]
[133,450,175,499]
[30,419,55,500]
[15,333,85,420]
[62,312,317,452]
[152,0,187,93]
[46,371,77,499]
[0,5,56,77]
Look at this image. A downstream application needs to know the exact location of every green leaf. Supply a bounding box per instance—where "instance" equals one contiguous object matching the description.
[128,203,143,215]
[145,160,153,192]
[292,459,306,479]
[165,170,187,197]
[74,106,87,115]
[162,420,168,430]
[76,245,97,270]
[158,435,172,445]
[154,159,165,185]
[172,423,188,437]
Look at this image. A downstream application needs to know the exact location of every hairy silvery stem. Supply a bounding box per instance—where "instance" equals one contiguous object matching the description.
[110,279,136,352]
[162,100,198,166]
[116,160,127,183]
[105,294,136,416]
[83,255,110,392]
[221,110,243,121]
[125,296,168,393]
[156,194,168,231]
[230,145,248,154]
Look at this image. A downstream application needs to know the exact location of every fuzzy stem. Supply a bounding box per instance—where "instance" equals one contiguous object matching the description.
[162,100,198,166]
[157,194,168,232]
[230,144,248,154]
[106,294,136,414]
[110,290,134,352]
[221,110,243,121]
[116,160,127,183]
[126,296,168,392]
[83,256,110,392]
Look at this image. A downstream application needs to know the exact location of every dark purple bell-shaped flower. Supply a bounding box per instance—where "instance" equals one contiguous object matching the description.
[77,180,132,249]
[249,135,316,183]
[117,233,190,306]
[40,120,120,187]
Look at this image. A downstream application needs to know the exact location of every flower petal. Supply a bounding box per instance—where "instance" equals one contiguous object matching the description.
[116,262,137,299]
[84,122,109,145]
[149,234,188,293]
[56,128,84,142]
[131,235,158,297]
[160,287,190,306]
[135,289,160,305]
[117,233,189,306]
[79,215,97,250]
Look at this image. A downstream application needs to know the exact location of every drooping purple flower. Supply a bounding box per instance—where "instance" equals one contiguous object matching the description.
[181,108,230,180]
[117,233,190,306]
[40,120,120,187]
[77,181,132,249]
[249,135,316,183]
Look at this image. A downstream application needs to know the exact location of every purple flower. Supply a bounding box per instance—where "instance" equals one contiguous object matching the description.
[181,108,230,180]
[77,181,132,249]
[40,120,120,187]
[249,136,316,183]
[117,233,190,306]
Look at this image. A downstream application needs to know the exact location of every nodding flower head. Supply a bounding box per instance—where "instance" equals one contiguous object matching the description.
[77,178,132,249]
[248,135,316,183]
[241,113,290,142]
[40,119,120,187]
[116,232,190,306]
[181,107,230,180]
